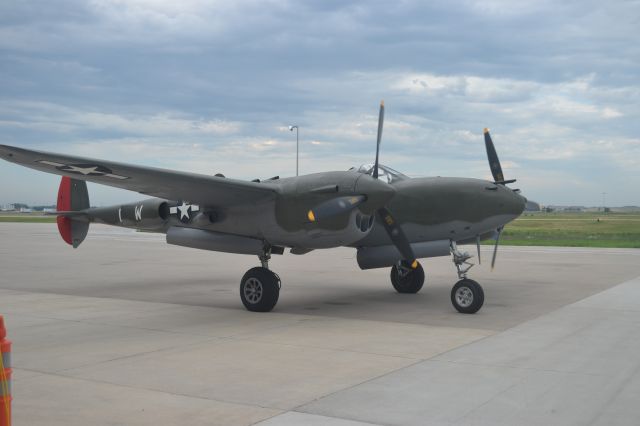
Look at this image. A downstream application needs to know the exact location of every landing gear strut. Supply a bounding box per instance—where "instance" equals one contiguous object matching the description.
[450,242,484,314]
[240,245,281,312]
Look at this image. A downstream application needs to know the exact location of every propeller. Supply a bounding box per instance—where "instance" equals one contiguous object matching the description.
[484,128,516,185]
[491,226,503,270]
[307,100,417,268]
[377,206,418,269]
[371,101,418,269]
[373,100,384,179]
[307,195,367,222]
[306,100,417,268]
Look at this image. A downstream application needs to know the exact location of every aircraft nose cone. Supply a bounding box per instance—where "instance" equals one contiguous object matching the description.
[503,188,527,215]
[355,174,396,211]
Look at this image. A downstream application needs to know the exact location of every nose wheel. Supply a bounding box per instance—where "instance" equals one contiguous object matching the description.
[451,278,484,314]
[450,241,484,314]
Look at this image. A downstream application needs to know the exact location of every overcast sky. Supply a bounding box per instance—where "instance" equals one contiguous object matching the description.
[1,0,638,206]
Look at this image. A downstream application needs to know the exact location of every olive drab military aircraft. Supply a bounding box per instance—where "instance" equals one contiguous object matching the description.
[0,101,527,314]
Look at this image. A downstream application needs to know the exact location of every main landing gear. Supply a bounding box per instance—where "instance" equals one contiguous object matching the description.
[240,246,281,312]
[390,260,425,293]
[450,242,484,314]
[388,242,485,314]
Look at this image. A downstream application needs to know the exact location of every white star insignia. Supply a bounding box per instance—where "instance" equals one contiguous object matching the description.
[63,165,101,175]
[177,202,190,220]
[37,161,129,180]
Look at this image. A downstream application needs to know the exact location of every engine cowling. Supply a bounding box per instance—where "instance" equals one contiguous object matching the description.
[269,209,375,249]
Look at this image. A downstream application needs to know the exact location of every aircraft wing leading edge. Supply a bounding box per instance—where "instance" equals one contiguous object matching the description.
[0,144,278,207]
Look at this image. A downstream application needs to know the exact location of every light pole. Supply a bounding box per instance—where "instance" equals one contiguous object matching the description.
[602,192,607,213]
[289,125,299,176]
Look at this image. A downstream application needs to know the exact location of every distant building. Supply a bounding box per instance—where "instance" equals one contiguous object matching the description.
[524,200,541,212]
[547,205,585,212]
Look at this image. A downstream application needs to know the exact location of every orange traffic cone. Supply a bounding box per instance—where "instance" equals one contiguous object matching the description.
[0,315,11,426]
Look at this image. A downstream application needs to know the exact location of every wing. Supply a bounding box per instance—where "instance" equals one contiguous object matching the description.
[0,144,279,206]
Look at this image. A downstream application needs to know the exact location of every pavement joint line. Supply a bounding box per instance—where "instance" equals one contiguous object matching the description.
[29,335,434,412]
[428,358,604,377]
[0,306,346,341]
[47,329,422,377]
[288,275,640,415]
[36,367,305,412]
[568,304,640,314]
[285,274,640,422]
[290,358,427,414]
[1,287,497,335]
[224,337,425,361]
[13,368,286,412]
[585,358,640,426]
[0,287,262,317]
[256,411,384,426]
[455,377,531,423]
[0,312,235,340]
[52,335,227,374]
[2,297,499,376]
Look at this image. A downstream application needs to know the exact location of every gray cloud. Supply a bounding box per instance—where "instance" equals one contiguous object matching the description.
[1,0,639,206]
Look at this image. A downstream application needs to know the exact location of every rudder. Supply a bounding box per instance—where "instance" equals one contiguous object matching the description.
[56,177,90,248]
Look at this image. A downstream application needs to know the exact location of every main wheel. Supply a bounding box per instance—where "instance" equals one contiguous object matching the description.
[390,261,425,294]
[451,279,484,314]
[240,267,280,312]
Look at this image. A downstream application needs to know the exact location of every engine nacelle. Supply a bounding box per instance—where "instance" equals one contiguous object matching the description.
[273,209,375,249]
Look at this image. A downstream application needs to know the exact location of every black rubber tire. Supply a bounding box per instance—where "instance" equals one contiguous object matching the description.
[451,279,484,314]
[240,267,280,312]
[390,261,425,294]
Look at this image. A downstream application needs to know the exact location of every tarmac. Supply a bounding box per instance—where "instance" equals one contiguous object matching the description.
[1,222,639,425]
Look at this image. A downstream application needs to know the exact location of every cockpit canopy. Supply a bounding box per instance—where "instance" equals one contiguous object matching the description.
[354,164,409,184]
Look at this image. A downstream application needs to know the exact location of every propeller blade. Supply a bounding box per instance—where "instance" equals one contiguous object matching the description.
[307,195,367,222]
[373,100,385,179]
[491,226,503,270]
[484,128,510,184]
[476,235,482,265]
[377,206,418,269]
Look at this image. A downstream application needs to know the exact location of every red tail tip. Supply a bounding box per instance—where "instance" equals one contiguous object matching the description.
[56,177,73,245]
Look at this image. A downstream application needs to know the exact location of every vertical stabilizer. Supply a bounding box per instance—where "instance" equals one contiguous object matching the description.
[56,177,90,248]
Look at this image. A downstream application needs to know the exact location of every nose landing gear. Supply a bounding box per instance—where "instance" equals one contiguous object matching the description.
[450,242,484,314]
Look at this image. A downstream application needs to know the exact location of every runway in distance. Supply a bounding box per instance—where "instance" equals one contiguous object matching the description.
[0,101,527,313]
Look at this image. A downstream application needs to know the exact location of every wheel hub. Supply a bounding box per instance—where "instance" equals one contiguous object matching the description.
[244,277,263,304]
[455,286,474,308]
